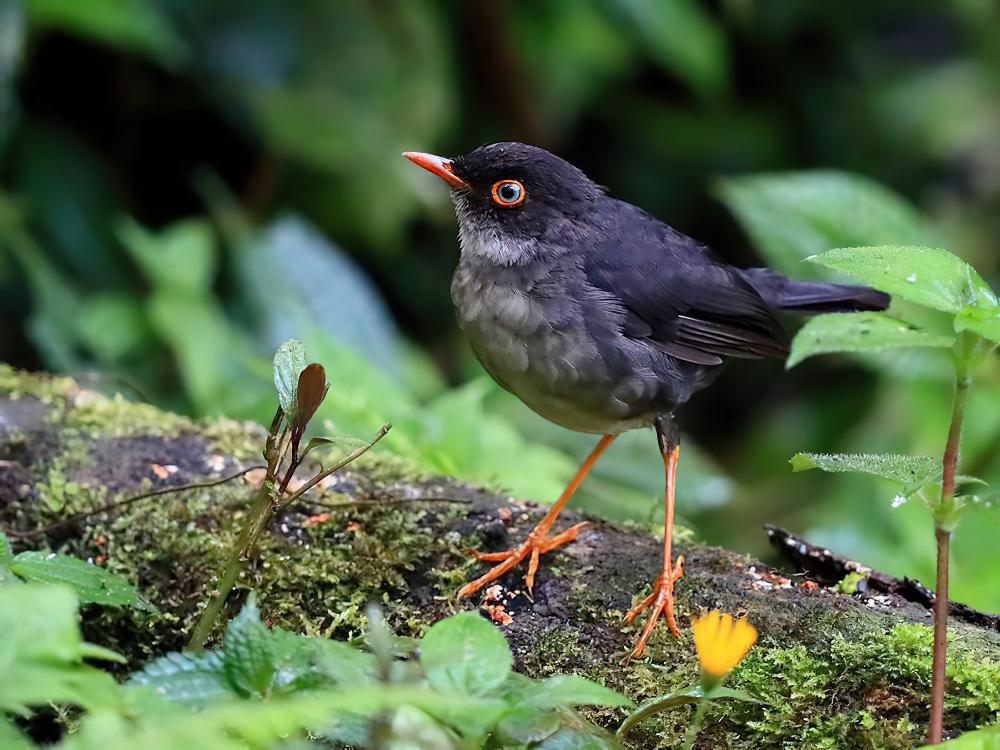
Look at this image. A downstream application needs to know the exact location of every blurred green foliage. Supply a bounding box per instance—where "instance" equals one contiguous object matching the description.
[1,1,999,607]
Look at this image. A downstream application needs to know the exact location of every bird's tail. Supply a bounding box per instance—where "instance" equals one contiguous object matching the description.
[740,267,890,314]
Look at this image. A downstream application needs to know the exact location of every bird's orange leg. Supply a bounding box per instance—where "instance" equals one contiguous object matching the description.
[458,434,616,598]
[624,414,685,657]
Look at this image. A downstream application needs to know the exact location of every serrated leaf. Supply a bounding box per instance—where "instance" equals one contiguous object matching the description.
[790,452,940,495]
[222,593,277,697]
[273,339,306,415]
[811,246,998,315]
[10,551,154,610]
[130,650,233,704]
[787,313,955,368]
[716,172,930,276]
[513,674,632,710]
[420,611,512,697]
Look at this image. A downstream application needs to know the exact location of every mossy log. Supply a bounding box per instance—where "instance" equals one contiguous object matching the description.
[2,366,999,749]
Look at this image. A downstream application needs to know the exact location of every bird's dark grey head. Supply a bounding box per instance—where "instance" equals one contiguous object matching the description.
[403,142,604,266]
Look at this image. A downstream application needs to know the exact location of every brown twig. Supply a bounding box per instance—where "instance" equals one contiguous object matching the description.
[4,465,267,540]
[302,496,473,511]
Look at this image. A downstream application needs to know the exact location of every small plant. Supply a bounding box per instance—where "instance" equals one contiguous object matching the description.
[618,610,760,745]
[2,583,631,749]
[186,339,391,649]
[0,531,153,610]
[787,246,1000,744]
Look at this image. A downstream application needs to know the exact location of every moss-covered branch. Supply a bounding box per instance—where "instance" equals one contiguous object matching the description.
[1,365,999,748]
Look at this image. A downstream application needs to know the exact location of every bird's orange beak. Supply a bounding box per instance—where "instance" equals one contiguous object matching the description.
[402,151,468,189]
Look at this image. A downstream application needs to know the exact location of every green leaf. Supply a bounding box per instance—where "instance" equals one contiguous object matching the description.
[810,246,998,315]
[715,171,930,276]
[222,593,277,697]
[420,611,512,697]
[537,725,624,750]
[955,314,1000,345]
[0,585,125,714]
[0,719,34,750]
[60,686,503,750]
[618,685,759,736]
[273,339,307,416]
[10,551,153,610]
[496,707,564,745]
[24,0,187,66]
[931,725,1000,749]
[118,218,217,294]
[0,532,14,583]
[790,452,940,496]
[513,674,633,710]
[787,313,955,368]
[613,0,728,100]
[129,650,232,705]
[311,638,379,686]
[0,531,12,567]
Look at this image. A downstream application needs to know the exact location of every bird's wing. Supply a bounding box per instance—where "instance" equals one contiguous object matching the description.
[584,222,788,364]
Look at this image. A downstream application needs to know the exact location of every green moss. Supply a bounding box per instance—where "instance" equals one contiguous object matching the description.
[0,364,76,404]
[65,392,193,437]
[704,623,1000,749]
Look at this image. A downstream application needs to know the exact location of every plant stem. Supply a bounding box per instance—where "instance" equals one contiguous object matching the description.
[185,423,390,649]
[186,479,278,650]
[928,363,972,743]
[682,698,711,750]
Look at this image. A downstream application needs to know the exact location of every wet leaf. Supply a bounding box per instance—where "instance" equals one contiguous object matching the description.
[129,651,232,705]
[811,246,998,315]
[787,313,954,368]
[273,339,306,416]
[790,452,940,496]
[10,551,155,610]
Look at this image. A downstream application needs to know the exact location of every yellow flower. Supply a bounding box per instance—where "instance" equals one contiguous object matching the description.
[692,610,758,683]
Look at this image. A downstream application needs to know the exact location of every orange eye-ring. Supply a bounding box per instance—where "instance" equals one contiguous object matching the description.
[491,179,526,207]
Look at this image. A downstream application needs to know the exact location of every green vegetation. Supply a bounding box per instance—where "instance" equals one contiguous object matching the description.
[1,586,630,749]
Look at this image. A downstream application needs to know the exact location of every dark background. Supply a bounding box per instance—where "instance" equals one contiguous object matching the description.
[2,1,999,607]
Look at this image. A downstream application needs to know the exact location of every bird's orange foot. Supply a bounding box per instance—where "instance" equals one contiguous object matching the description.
[623,555,685,658]
[457,521,590,599]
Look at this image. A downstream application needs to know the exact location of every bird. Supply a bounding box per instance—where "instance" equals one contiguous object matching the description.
[403,142,890,657]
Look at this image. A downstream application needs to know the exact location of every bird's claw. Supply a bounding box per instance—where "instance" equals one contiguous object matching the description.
[458,521,590,599]
[623,554,685,658]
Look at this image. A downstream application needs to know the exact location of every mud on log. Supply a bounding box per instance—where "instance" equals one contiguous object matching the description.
[2,366,999,749]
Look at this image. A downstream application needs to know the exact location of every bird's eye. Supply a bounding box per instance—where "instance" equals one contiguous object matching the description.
[491,179,526,207]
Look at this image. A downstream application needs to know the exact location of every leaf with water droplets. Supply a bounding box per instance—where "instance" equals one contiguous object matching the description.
[810,246,997,315]
[787,312,954,368]
[273,339,306,415]
[790,452,941,496]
